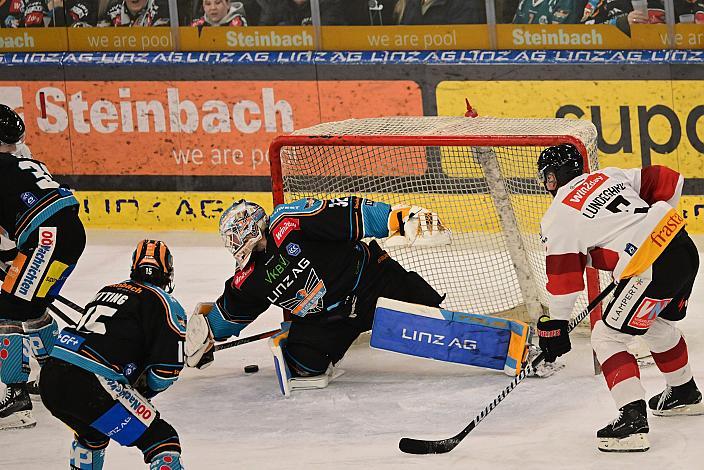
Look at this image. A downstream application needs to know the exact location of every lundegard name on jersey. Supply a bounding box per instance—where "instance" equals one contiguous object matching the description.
[273,217,300,247]
[17,227,56,300]
[580,183,626,219]
[562,172,607,211]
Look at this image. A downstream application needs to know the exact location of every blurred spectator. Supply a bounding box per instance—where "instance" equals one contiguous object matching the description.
[394,0,486,24]
[578,0,704,32]
[343,0,399,25]
[98,0,170,26]
[46,0,99,26]
[513,0,587,23]
[1,0,26,27]
[258,0,347,25]
[191,0,247,25]
[1,0,97,27]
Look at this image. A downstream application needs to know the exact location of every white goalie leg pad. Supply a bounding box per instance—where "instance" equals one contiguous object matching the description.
[184,305,214,369]
[269,329,345,397]
[597,433,650,453]
[269,331,293,397]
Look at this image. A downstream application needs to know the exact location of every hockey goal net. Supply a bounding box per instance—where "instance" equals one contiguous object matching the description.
[269,116,605,325]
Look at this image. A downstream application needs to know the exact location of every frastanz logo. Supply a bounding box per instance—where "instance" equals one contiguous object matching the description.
[401,328,477,350]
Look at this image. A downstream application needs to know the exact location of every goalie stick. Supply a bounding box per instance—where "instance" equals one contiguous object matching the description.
[398,282,617,455]
[214,328,280,352]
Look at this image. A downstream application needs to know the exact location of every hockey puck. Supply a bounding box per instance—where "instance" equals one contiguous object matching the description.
[244,364,259,373]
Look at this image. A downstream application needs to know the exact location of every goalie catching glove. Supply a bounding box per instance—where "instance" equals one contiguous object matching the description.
[184,303,215,369]
[537,315,570,363]
[386,204,451,248]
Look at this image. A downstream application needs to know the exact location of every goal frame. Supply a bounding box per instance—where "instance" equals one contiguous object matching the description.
[268,131,604,331]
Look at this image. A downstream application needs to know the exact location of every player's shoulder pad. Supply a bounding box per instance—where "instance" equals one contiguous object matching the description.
[270,198,324,227]
[139,282,187,337]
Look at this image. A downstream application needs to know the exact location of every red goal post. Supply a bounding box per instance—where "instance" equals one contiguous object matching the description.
[268,117,607,330]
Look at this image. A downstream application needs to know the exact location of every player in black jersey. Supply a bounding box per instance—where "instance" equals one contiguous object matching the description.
[40,239,187,470]
[0,104,86,430]
[185,197,450,395]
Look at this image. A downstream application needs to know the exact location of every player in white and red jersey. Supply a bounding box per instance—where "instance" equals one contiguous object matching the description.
[536,144,702,453]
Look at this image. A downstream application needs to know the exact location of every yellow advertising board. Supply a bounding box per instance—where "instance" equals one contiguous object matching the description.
[75,191,274,231]
[180,26,315,51]
[67,27,174,52]
[436,80,704,177]
[0,28,67,52]
[321,25,490,51]
[496,24,671,50]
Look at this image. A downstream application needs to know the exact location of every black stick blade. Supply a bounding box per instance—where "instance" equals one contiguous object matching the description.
[398,437,459,455]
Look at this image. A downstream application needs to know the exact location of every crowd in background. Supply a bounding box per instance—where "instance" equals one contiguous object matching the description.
[0,0,702,29]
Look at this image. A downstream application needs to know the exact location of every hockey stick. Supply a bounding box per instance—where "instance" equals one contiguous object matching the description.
[0,267,81,325]
[214,328,280,352]
[398,282,617,455]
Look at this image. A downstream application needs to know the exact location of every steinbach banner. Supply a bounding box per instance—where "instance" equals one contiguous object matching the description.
[0,80,423,176]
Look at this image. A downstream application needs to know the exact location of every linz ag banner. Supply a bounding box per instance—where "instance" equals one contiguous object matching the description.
[0,80,423,176]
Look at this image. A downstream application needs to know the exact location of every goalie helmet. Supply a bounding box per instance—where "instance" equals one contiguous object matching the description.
[0,104,25,146]
[219,200,269,270]
[537,143,584,195]
[131,239,174,293]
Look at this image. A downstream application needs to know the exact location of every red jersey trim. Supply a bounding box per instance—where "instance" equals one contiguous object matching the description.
[640,165,680,205]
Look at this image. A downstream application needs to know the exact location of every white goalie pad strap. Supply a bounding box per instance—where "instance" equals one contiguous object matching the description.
[185,304,214,368]
[290,366,345,391]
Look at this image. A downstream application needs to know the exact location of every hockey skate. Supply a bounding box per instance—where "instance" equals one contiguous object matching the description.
[525,343,564,378]
[597,400,649,452]
[649,378,704,417]
[0,384,36,431]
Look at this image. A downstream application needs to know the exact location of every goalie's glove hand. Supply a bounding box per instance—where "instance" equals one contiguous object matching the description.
[386,204,451,248]
[537,315,570,363]
[185,303,215,369]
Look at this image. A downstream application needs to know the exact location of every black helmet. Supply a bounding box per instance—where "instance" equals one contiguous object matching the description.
[537,143,584,195]
[130,239,174,293]
[0,104,25,146]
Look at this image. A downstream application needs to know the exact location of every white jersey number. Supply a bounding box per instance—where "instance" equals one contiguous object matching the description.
[77,305,118,335]
[18,160,60,190]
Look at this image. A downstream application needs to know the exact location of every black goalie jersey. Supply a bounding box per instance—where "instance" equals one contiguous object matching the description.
[210,197,394,338]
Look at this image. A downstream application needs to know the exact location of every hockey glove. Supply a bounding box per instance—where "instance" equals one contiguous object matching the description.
[185,303,215,369]
[537,316,570,363]
[386,204,451,248]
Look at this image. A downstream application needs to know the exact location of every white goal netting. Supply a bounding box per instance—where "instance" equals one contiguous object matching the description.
[271,116,605,324]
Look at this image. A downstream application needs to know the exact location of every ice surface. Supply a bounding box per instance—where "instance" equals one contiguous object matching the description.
[2,231,703,469]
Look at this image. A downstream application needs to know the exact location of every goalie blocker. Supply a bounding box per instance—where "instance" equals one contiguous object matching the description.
[370,298,530,376]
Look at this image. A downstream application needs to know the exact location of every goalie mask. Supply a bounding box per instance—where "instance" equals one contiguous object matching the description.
[537,143,584,196]
[0,104,25,146]
[219,200,269,270]
[131,239,174,293]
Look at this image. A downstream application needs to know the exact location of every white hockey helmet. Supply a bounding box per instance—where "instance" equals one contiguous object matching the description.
[219,200,269,270]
